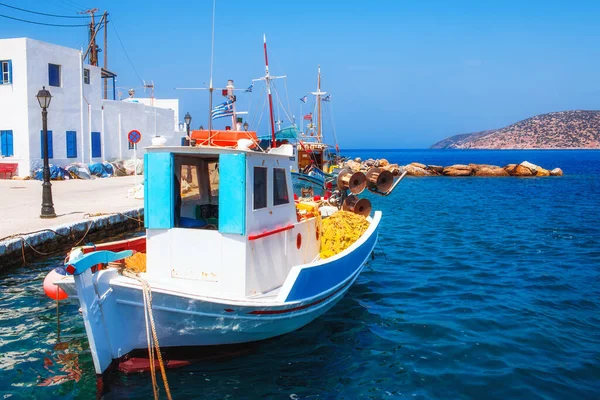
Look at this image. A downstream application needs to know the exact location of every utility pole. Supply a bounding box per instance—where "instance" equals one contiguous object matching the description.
[103,11,108,99]
[80,8,99,65]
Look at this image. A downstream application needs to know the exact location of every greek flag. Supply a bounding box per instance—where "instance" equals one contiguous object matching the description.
[245,83,254,93]
[322,94,331,102]
[299,95,307,103]
[211,100,234,120]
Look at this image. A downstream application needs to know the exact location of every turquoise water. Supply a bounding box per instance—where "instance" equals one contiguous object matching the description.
[1,150,599,399]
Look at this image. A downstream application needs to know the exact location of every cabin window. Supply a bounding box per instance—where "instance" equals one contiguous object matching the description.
[208,161,219,197]
[253,166,267,209]
[174,156,220,229]
[181,165,200,199]
[83,68,90,84]
[273,168,289,205]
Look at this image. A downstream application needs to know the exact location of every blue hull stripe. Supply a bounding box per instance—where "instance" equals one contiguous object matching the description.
[285,222,378,302]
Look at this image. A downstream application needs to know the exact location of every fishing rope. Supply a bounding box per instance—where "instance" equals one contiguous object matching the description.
[141,280,159,399]
[122,270,172,400]
[4,210,143,265]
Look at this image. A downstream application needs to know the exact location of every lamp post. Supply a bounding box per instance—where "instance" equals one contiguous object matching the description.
[184,112,193,182]
[36,86,56,219]
[184,112,192,144]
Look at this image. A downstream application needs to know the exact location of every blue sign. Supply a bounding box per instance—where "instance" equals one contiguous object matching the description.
[128,130,141,144]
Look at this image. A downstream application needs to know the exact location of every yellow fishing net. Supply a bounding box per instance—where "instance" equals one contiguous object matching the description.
[320,211,370,259]
[124,252,147,273]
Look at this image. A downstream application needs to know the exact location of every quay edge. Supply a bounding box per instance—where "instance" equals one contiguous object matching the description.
[0,208,144,271]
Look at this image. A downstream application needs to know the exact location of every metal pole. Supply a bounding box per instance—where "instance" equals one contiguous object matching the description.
[103,11,108,100]
[263,35,276,148]
[40,108,56,218]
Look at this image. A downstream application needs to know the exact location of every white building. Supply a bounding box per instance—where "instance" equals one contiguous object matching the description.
[0,38,181,177]
[122,96,180,132]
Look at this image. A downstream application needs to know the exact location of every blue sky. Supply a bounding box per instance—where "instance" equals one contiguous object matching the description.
[2,0,600,148]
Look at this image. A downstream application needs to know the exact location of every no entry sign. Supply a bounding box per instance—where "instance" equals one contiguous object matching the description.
[128,130,141,144]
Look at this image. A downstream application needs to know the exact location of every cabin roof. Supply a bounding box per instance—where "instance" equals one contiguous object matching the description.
[145,145,286,158]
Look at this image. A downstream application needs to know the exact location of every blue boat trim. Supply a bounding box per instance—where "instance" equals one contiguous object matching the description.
[66,250,133,275]
[282,211,382,302]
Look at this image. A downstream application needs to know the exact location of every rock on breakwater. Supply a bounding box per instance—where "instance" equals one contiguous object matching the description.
[343,159,563,177]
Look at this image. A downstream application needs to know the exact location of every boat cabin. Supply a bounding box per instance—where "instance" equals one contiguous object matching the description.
[144,146,320,298]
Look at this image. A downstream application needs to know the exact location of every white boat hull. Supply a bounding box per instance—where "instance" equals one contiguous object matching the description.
[60,212,381,374]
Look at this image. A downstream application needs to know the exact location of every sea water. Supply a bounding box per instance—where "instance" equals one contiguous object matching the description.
[0,150,599,399]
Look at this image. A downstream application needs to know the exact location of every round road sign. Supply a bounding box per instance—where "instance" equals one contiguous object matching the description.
[128,130,142,144]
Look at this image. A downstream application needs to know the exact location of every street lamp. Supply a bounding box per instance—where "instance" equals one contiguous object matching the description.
[184,112,192,140]
[36,86,56,219]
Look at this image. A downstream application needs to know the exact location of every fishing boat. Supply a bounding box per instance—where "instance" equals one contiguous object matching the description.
[291,66,341,197]
[50,143,383,377]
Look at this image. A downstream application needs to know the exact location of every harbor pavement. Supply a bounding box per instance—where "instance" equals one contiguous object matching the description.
[0,176,143,239]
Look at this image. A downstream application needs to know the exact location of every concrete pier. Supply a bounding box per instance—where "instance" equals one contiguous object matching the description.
[0,176,144,269]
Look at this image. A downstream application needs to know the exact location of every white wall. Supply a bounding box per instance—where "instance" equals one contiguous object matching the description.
[0,37,181,176]
[102,100,178,161]
[0,38,31,175]
[123,98,180,132]
[23,38,103,172]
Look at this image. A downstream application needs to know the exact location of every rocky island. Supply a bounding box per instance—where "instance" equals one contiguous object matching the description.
[431,110,600,149]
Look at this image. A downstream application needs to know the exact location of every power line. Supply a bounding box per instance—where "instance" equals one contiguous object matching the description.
[52,0,83,13]
[0,2,89,18]
[110,19,143,84]
[0,13,90,27]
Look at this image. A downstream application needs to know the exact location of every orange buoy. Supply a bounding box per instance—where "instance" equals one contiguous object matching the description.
[43,268,68,300]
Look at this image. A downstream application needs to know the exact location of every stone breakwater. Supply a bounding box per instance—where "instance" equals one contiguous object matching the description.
[344,159,563,177]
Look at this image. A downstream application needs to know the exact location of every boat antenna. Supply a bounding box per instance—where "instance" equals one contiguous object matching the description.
[263,34,277,148]
[207,0,217,144]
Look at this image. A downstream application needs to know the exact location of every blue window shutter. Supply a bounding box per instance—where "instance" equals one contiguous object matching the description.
[66,131,77,158]
[145,152,174,229]
[91,132,101,158]
[0,131,12,156]
[8,60,12,84]
[218,153,246,235]
[40,130,53,159]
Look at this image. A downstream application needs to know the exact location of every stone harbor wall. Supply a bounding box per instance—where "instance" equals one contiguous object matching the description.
[344,159,563,177]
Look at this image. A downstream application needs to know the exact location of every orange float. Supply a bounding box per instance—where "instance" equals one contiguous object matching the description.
[43,268,68,300]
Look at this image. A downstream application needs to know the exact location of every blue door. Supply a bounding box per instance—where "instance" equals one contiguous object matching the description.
[1,130,14,156]
[40,130,53,158]
[66,131,77,158]
[91,132,101,158]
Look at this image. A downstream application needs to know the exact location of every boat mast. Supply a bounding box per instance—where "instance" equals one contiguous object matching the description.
[263,34,277,148]
[317,65,322,142]
[311,65,327,144]
[207,0,217,145]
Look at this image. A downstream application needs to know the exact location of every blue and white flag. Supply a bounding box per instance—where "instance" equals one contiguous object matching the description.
[322,94,331,102]
[245,83,254,93]
[211,100,234,120]
[299,95,307,103]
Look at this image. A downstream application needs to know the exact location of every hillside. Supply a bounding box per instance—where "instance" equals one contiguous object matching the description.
[431,110,600,149]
